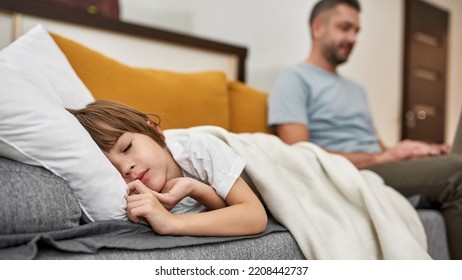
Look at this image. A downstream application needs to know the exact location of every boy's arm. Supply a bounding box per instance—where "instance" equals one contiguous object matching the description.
[171,177,267,236]
[127,178,268,236]
[154,177,227,211]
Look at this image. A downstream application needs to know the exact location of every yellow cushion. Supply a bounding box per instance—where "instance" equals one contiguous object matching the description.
[228,81,270,133]
[51,33,230,130]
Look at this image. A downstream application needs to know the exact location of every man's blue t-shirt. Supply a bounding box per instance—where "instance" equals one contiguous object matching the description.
[268,63,381,153]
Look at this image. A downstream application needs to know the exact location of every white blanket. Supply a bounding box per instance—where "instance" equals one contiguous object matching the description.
[165,126,431,260]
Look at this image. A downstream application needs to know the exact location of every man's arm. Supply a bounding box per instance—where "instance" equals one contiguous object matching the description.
[327,150,386,169]
[335,140,449,169]
[274,123,449,169]
[275,123,310,145]
[276,123,385,168]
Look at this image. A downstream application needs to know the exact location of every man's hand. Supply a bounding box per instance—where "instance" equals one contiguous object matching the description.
[382,139,449,162]
[329,139,450,169]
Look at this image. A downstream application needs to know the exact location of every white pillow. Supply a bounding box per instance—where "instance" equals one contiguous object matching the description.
[0,24,127,222]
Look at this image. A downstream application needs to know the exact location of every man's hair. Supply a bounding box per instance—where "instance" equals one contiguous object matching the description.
[67,100,166,152]
[309,0,361,24]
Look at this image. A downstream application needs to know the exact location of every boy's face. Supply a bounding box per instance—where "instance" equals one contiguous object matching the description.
[104,132,171,192]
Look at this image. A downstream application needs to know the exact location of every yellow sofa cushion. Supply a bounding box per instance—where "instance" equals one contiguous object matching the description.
[51,33,230,130]
[228,81,270,134]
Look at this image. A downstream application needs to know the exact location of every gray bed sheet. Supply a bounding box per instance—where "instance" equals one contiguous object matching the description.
[0,217,288,260]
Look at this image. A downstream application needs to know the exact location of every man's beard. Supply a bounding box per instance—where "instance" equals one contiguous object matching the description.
[323,42,353,67]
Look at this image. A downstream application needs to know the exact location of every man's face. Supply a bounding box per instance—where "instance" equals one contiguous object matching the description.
[314,3,360,66]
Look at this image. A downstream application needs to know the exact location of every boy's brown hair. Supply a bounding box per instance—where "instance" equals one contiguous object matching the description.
[68,100,166,152]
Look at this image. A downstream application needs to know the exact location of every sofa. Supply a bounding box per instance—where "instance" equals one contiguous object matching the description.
[0,27,450,260]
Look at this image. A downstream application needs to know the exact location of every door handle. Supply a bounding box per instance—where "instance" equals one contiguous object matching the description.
[406,104,438,127]
[405,110,416,127]
[414,104,437,120]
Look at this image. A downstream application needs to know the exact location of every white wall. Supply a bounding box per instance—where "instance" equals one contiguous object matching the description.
[1,1,460,145]
[339,0,404,146]
[121,0,462,146]
[0,11,14,49]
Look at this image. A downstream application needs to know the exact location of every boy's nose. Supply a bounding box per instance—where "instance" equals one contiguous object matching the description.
[124,164,135,178]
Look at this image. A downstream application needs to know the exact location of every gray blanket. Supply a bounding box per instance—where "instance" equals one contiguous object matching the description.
[0,217,286,260]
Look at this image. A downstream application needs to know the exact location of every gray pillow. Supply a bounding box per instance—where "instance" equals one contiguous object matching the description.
[0,157,81,233]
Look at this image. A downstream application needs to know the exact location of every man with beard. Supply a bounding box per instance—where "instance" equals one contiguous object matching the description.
[268,0,462,259]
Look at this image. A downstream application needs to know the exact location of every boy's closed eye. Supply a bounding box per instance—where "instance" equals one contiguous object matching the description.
[123,143,132,153]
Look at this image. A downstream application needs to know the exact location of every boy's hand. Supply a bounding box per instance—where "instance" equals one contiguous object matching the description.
[154,178,195,210]
[156,177,227,211]
[126,180,177,235]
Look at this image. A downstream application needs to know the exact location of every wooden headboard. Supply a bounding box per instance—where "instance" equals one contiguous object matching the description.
[0,0,247,81]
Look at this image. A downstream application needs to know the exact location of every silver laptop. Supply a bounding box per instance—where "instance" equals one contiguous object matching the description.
[451,110,462,154]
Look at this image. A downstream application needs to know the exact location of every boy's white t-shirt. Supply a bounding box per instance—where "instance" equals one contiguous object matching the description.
[165,131,246,214]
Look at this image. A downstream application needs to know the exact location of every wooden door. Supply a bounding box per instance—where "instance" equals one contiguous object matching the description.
[402,0,449,143]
